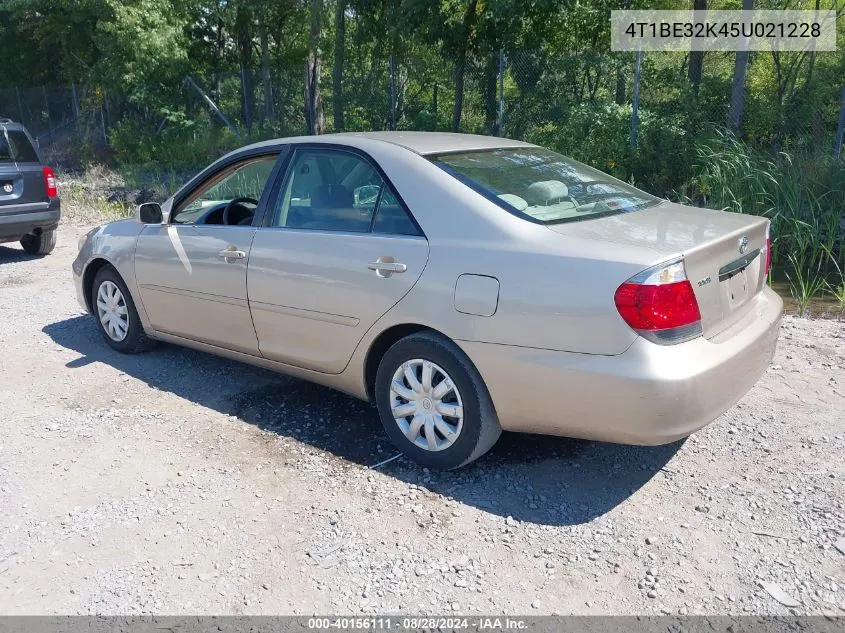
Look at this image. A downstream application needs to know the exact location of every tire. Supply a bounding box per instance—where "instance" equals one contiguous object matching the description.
[20,229,56,255]
[374,331,501,470]
[91,265,156,354]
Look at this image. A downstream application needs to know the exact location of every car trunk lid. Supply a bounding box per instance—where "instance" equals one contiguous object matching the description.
[546,201,769,339]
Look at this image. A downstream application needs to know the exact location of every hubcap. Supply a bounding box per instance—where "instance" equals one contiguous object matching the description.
[96,280,129,342]
[389,359,464,452]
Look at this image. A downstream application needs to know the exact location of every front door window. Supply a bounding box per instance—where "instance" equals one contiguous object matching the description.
[172,155,278,225]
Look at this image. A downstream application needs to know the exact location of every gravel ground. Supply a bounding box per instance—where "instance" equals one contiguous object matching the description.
[0,223,843,616]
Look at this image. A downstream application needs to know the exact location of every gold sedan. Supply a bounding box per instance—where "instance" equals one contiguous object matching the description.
[73,132,782,469]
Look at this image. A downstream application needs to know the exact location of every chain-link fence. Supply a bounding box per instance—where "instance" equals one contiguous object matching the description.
[0,84,78,141]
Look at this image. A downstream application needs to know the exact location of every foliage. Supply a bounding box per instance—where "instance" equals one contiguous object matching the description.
[57,164,134,224]
[786,251,829,317]
[109,116,272,169]
[692,131,845,312]
[94,0,190,110]
[1,0,843,308]
[0,0,111,85]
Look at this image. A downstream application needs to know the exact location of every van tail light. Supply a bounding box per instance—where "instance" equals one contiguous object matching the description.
[43,166,57,198]
[614,258,702,345]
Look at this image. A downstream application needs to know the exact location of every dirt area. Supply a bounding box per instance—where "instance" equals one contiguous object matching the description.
[0,220,843,616]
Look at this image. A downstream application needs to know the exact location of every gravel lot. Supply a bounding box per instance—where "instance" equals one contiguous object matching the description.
[0,223,843,616]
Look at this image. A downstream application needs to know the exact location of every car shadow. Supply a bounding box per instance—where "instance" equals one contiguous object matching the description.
[43,315,683,526]
[0,243,41,264]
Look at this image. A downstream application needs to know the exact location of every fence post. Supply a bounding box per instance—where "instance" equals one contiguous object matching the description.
[100,107,107,146]
[71,83,79,119]
[630,49,643,149]
[240,67,252,132]
[185,75,241,138]
[41,86,50,134]
[835,85,845,159]
[103,89,109,130]
[304,61,314,134]
[389,55,397,131]
[15,87,24,124]
[496,49,504,136]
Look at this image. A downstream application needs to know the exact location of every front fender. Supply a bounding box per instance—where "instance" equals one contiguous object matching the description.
[72,219,153,334]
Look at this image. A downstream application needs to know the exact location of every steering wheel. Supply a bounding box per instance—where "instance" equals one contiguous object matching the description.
[222,196,258,226]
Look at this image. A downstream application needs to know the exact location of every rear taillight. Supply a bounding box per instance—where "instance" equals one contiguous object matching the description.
[43,166,57,198]
[614,259,702,345]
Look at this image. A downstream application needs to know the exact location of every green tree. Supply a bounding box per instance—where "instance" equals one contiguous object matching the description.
[0,0,110,86]
[94,0,189,111]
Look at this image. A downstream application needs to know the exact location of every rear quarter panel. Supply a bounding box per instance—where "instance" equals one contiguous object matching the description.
[391,235,647,355]
[350,144,663,356]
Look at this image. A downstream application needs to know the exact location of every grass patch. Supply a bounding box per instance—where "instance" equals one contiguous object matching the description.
[56,163,190,226]
[692,131,844,317]
[57,165,133,225]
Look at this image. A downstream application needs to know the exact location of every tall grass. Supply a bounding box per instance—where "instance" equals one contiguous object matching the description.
[692,131,845,315]
[786,251,829,317]
[57,165,134,225]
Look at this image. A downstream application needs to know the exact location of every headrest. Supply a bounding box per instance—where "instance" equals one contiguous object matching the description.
[497,194,528,211]
[525,180,569,204]
[312,184,353,209]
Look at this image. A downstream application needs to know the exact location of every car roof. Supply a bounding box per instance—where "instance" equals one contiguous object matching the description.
[242,131,535,156]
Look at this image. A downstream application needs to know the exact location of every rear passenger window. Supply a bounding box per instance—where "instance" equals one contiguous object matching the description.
[0,130,39,163]
[274,149,383,232]
[272,148,422,236]
[372,189,421,236]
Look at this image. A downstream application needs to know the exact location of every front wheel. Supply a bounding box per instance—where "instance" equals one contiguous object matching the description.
[91,265,155,354]
[374,331,501,470]
[20,229,56,255]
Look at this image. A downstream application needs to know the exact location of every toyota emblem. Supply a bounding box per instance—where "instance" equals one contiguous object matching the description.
[738,235,749,254]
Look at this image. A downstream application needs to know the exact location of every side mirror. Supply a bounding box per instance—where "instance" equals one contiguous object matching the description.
[137,202,163,225]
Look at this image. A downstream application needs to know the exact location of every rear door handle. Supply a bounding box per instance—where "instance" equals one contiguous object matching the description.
[218,247,246,260]
[368,258,407,278]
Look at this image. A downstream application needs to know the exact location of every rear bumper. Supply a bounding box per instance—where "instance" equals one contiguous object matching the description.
[0,199,61,240]
[458,285,783,445]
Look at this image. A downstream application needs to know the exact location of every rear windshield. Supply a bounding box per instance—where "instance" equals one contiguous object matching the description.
[430,147,660,224]
[0,128,39,163]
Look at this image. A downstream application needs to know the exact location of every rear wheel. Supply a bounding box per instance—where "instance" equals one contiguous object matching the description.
[20,229,56,255]
[374,331,501,470]
[91,265,155,354]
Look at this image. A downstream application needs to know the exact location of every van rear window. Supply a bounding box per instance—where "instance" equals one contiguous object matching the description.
[0,129,39,163]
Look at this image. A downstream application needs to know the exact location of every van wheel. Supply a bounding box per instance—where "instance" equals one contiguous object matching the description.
[374,331,501,470]
[20,229,56,255]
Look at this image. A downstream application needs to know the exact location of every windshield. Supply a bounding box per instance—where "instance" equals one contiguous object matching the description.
[430,147,661,224]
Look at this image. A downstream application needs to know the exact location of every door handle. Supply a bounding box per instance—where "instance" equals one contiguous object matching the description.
[218,248,246,260]
[368,257,407,278]
[368,261,407,273]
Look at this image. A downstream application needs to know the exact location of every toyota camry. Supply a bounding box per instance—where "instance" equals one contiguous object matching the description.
[73,132,783,469]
